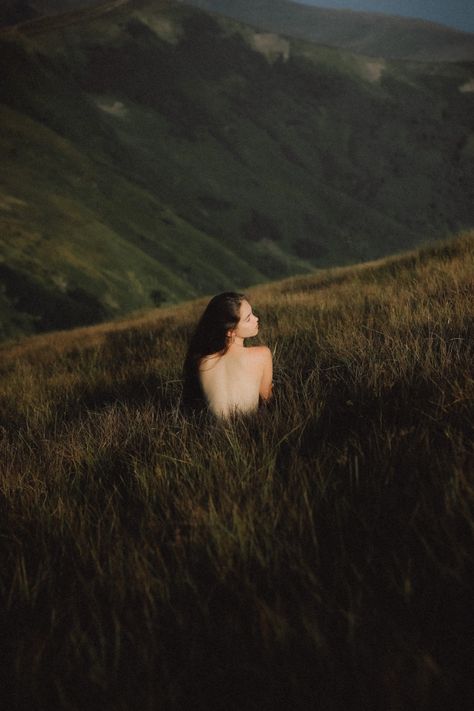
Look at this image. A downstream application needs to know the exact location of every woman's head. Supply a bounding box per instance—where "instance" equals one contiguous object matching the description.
[189,292,246,359]
[233,297,259,340]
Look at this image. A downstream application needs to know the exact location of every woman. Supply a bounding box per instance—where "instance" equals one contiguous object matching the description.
[182,292,273,419]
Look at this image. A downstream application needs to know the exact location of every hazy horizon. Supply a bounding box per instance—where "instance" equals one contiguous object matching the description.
[293,0,474,33]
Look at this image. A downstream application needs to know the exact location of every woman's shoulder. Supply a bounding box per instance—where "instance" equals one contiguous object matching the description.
[245,345,272,362]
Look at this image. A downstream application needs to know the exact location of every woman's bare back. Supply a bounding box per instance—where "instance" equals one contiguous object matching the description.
[199,344,272,418]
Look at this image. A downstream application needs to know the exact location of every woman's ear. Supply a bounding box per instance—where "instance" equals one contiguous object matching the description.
[227,329,235,341]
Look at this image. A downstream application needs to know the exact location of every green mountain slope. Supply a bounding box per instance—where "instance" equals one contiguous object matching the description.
[187,0,474,61]
[1,0,474,340]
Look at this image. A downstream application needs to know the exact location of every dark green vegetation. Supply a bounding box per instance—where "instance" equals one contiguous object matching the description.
[188,0,474,61]
[1,0,474,340]
[1,233,473,710]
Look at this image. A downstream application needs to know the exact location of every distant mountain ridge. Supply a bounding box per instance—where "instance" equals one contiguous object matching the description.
[1,0,474,340]
[3,0,474,62]
[186,0,474,61]
[296,0,474,34]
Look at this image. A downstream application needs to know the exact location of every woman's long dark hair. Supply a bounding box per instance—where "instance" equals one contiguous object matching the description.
[182,292,245,412]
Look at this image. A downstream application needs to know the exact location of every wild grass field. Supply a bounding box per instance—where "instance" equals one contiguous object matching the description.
[0,233,473,710]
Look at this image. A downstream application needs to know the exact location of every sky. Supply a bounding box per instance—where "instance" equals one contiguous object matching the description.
[295,1,474,33]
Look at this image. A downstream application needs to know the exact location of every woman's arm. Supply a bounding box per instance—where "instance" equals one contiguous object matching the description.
[258,346,273,401]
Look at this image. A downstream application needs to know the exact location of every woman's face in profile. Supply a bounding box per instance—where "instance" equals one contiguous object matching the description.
[233,299,259,340]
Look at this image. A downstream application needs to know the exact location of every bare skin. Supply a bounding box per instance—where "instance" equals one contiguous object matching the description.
[199,299,273,419]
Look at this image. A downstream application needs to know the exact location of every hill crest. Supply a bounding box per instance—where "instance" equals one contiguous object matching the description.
[2,232,472,360]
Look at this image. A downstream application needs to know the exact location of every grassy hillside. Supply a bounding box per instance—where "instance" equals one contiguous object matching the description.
[0,232,472,710]
[1,0,474,340]
[188,0,474,61]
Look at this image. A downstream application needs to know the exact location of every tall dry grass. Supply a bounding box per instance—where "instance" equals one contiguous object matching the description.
[0,233,473,711]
